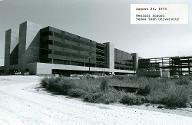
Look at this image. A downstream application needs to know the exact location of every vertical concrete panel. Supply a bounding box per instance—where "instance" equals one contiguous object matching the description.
[26,22,42,50]
[25,22,42,64]
[19,22,27,73]
[132,53,139,72]
[109,43,114,74]
[10,30,19,65]
[4,29,19,74]
[19,21,42,73]
[104,42,114,74]
[4,29,11,74]
[10,30,19,54]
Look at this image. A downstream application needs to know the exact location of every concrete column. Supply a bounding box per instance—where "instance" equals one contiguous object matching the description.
[4,29,19,74]
[104,42,114,74]
[131,53,139,73]
[4,29,11,74]
[18,21,42,74]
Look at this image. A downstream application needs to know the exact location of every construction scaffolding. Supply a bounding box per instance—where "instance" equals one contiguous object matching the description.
[138,56,192,77]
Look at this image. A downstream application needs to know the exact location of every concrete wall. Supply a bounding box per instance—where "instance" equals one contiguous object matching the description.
[10,30,19,65]
[26,63,37,75]
[4,29,19,74]
[19,21,42,73]
[34,63,134,75]
[114,69,135,74]
[115,49,133,61]
[0,66,5,75]
[103,42,114,74]
[25,22,42,64]
[36,63,110,74]
[18,22,27,72]
[131,53,139,71]
[114,48,134,71]
[4,29,11,74]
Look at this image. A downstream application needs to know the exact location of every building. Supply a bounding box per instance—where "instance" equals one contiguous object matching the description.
[137,56,192,77]
[2,21,138,75]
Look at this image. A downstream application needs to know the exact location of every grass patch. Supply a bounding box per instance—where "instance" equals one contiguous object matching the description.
[67,89,87,97]
[137,84,151,96]
[120,93,146,105]
[160,86,188,108]
[175,77,191,85]
[40,75,192,108]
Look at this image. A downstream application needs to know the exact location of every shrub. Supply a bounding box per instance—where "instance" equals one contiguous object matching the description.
[40,77,56,88]
[147,92,166,104]
[161,86,188,108]
[46,80,63,93]
[40,76,191,108]
[147,78,190,108]
[148,78,172,92]
[41,77,77,94]
[113,75,125,80]
[75,78,100,93]
[96,89,121,104]
[57,79,77,94]
[137,84,151,96]
[40,77,64,93]
[146,79,173,102]
[67,89,87,97]
[83,92,103,103]
[40,77,49,88]
[120,93,146,105]
[175,77,190,85]
[82,89,122,104]
[100,80,109,92]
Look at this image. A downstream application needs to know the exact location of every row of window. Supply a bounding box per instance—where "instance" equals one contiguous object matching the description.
[96,44,105,50]
[39,58,106,68]
[115,66,134,71]
[115,64,134,68]
[115,61,133,65]
[53,40,96,53]
[52,50,94,59]
[41,36,96,53]
[41,30,96,47]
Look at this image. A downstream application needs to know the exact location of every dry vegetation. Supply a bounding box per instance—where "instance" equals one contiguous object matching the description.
[40,75,192,108]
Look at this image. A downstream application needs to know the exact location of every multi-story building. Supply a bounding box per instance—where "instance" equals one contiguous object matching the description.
[1,21,138,75]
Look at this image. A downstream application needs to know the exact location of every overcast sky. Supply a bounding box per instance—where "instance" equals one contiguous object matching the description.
[0,0,192,66]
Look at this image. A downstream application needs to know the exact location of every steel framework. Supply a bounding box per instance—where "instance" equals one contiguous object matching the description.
[138,56,192,76]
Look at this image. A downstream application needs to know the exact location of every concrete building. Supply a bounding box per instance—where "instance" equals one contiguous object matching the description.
[2,21,138,75]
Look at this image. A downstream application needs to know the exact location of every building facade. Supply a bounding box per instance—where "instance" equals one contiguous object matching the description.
[2,21,138,75]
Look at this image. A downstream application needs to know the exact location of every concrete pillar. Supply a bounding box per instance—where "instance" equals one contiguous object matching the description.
[18,21,42,74]
[104,42,114,74]
[4,29,11,74]
[131,53,139,73]
[4,29,19,74]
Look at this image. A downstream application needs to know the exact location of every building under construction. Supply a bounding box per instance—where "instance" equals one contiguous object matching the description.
[138,56,192,77]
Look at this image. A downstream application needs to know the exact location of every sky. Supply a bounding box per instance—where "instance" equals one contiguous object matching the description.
[0,0,192,66]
